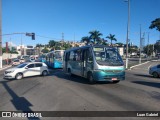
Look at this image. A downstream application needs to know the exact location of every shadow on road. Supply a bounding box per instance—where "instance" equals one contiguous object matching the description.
[51,71,112,85]
[1,80,40,120]
[132,81,160,89]
[134,74,154,78]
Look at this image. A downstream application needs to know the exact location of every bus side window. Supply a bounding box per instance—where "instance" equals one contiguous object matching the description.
[87,49,93,62]
[65,52,70,61]
[69,51,74,61]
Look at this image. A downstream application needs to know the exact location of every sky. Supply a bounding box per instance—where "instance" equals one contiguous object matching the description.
[2,0,160,47]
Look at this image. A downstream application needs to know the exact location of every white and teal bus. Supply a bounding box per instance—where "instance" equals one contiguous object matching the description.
[63,45,125,84]
[45,50,64,68]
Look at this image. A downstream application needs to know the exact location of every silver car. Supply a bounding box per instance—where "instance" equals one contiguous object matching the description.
[149,64,160,78]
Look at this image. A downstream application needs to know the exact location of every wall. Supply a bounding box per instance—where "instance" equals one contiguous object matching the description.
[2,53,18,60]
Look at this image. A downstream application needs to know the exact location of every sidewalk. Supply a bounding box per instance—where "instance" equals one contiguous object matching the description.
[0,65,12,71]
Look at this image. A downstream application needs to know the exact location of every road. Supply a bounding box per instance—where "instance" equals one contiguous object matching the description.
[0,61,160,120]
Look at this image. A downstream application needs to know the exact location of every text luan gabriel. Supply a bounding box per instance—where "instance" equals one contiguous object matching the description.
[137,112,159,117]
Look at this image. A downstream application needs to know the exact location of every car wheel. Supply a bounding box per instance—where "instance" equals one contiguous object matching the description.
[15,73,23,80]
[153,72,159,78]
[88,73,95,84]
[42,70,48,76]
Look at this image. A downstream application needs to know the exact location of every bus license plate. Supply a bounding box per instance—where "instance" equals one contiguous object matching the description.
[112,78,117,81]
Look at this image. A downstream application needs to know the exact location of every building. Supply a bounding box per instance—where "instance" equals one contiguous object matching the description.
[17,45,37,56]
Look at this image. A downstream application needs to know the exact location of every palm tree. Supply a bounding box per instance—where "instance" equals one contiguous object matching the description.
[149,18,160,32]
[106,34,117,46]
[89,30,103,44]
[116,42,123,47]
[81,36,90,45]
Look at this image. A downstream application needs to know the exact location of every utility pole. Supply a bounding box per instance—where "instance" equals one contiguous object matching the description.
[139,24,142,64]
[0,0,2,68]
[62,32,64,48]
[147,32,150,59]
[125,0,130,69]
[21,34,23,55]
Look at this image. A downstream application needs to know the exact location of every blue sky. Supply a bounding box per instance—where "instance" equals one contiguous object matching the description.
[2,0,160,47]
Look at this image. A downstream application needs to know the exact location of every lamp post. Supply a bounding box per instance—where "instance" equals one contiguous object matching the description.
[0,0,2,68]
[139,24,142,64]
[125,0,130,69]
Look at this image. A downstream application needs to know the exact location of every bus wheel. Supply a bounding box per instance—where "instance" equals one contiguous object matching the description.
[112,80,120,84]
[68,69,72,77]
[88,73,95,84]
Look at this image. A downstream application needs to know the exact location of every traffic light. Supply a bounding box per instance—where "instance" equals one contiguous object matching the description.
[26,32,35,40]
[32,33,35,40]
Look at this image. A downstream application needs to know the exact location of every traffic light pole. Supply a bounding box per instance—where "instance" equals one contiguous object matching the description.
[0,32,35,68]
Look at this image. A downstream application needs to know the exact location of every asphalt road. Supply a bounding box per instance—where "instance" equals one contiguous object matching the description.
[0,61,160,120]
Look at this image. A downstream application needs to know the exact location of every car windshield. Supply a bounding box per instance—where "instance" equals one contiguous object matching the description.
[16,63,27,68]
[93,47,124,66]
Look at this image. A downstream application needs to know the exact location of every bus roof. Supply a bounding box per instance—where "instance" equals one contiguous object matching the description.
[65,45,114,52]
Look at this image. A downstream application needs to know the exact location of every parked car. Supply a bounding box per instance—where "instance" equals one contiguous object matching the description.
[149,64,160,78]
[4,62,49,80]
[12,59,21,66]
[20,58,25,63]
[30,58,35,62]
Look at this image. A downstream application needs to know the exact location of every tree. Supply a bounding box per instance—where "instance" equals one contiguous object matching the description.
[143,44,154,56]
[106,34,117,46]
[48,40,57,48]
[63,42,72,50]
[41,48,49,53]
[116,42,124,47]
[149,18,160,31]
[100,38,108,45]
[81,36,90,45]
[89,30,103,44]
[36,44,44,47]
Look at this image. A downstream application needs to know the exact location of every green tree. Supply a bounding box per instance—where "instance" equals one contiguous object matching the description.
[100,38,108,45]
[154,40,160,53]
[149,18,160,31]
[116,42,123,47]
[36,44,44,47]
[89,30,103,44]
[143,44,154,56]
[41,48,49,53]
[48,40,57,48]
[63,42,72,50]
[81,36,90,45]
[106,34,117,46]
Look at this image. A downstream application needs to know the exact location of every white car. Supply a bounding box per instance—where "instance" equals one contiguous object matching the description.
[4,62,49,80]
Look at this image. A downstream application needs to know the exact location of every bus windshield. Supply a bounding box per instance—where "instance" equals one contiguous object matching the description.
[93,47,124,66]
[54,51,64,60]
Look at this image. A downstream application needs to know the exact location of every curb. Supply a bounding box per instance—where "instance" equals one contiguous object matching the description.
[0,65,12,71]
[128,61,150,70]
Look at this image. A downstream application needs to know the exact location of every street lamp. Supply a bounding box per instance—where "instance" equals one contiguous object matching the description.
[125,0,130,69]
[0,0,2,68]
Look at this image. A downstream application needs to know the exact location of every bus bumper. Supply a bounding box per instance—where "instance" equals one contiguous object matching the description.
[93,71,125,81]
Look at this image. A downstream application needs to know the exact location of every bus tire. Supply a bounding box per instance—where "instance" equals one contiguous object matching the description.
[112,80,120,84]
[88,73,95,84]
[68,68,72,77]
